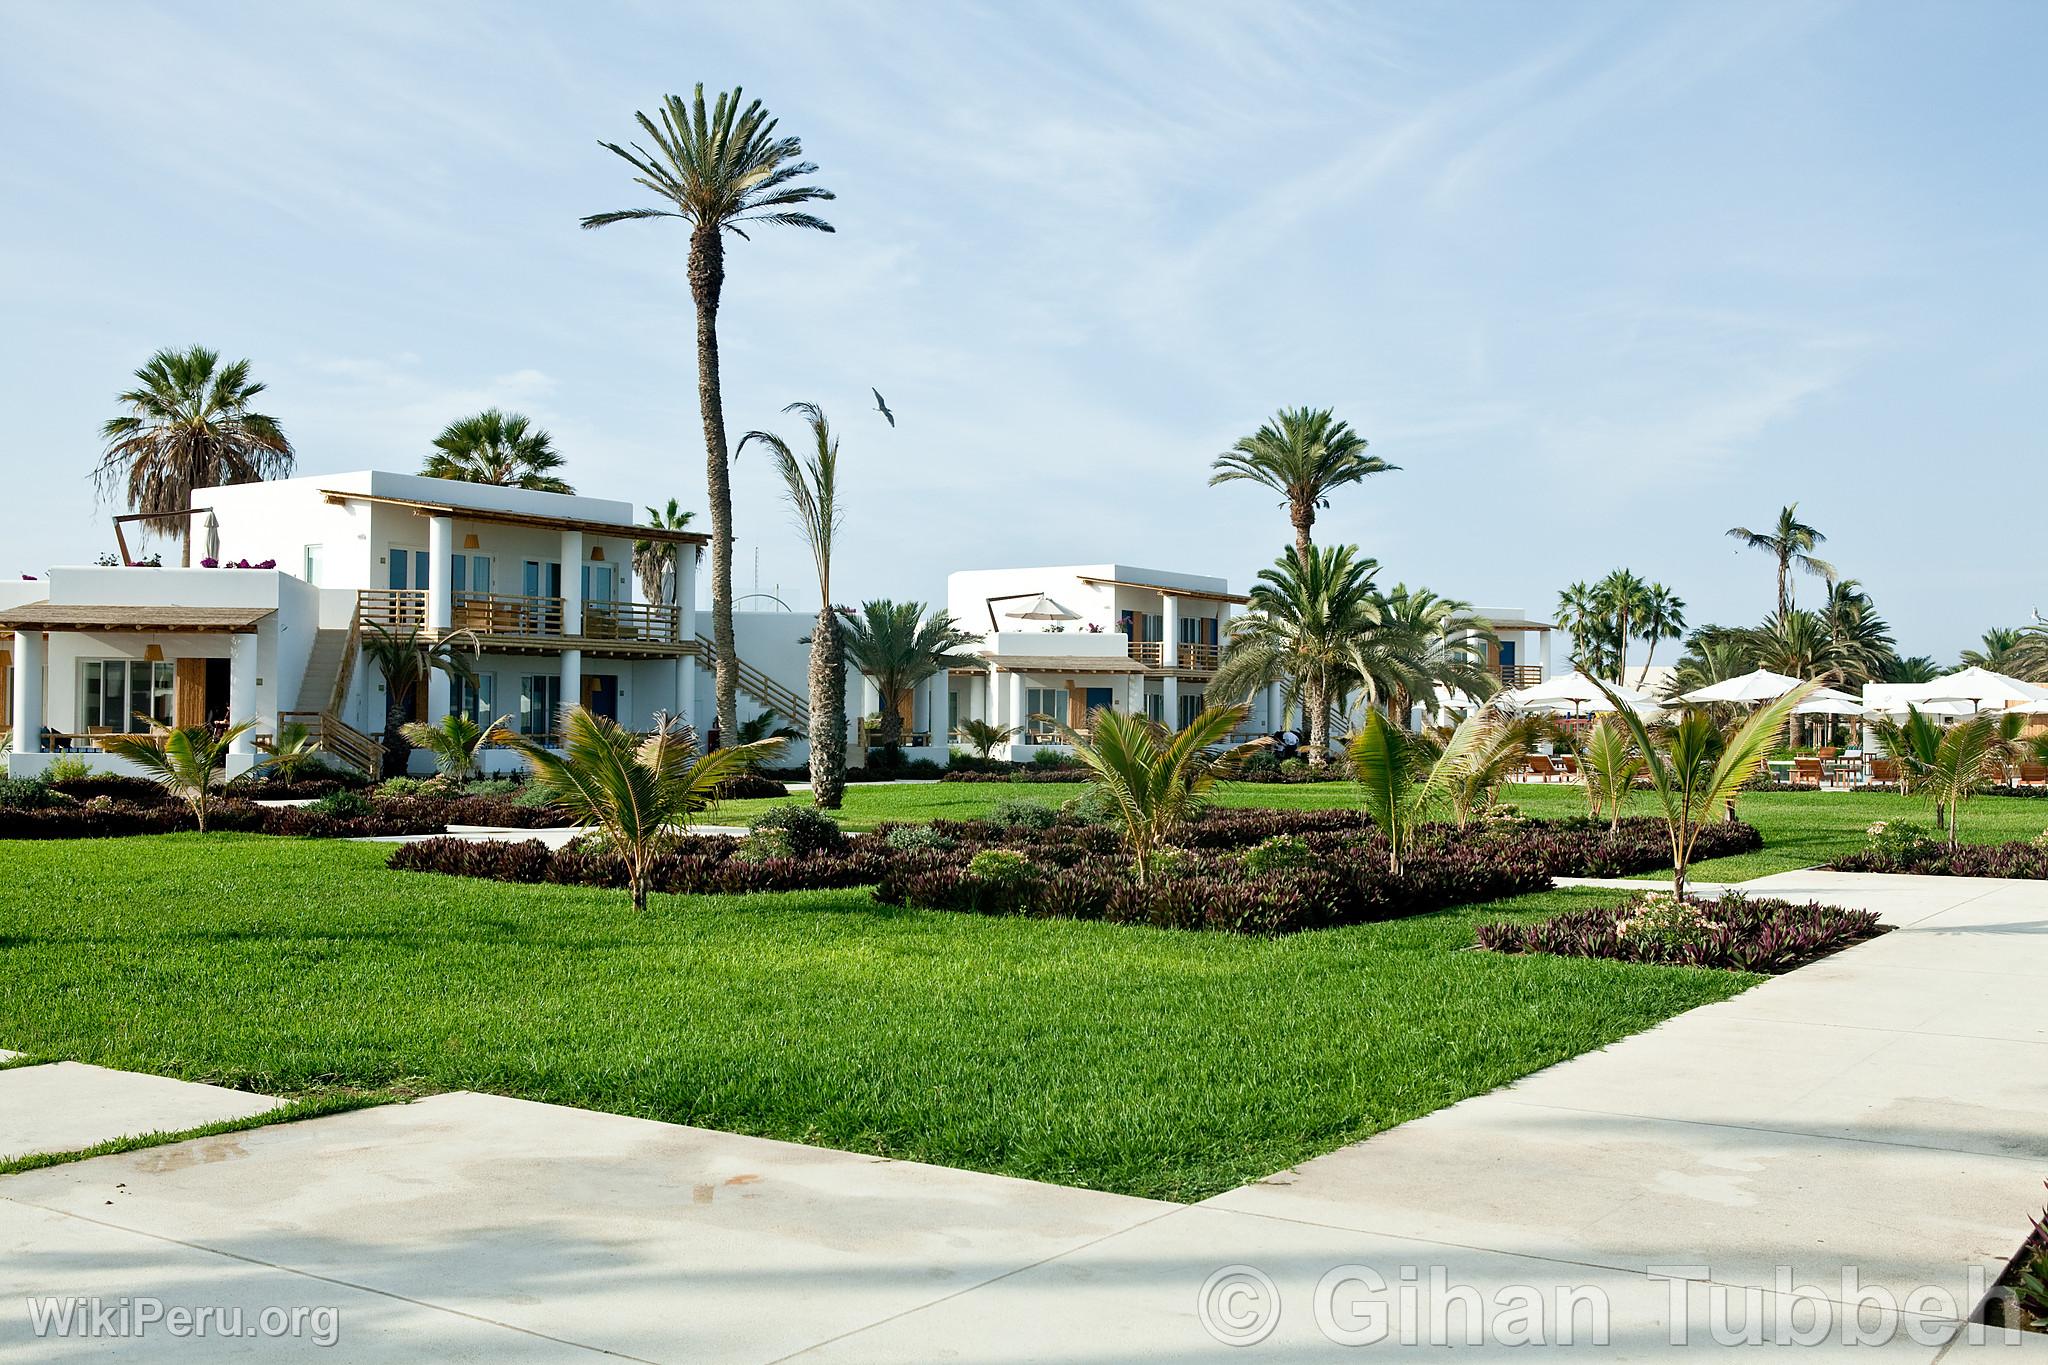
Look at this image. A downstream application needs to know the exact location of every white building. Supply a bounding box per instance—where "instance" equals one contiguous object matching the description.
[942,563,1280,759]
[2,471,740,778]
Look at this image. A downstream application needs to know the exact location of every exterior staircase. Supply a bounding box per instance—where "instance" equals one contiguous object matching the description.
[694,634,811,733]
[282,613,382,775]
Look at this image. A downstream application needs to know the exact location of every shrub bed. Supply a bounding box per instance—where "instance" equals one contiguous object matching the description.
[389,831,891,895]
[0,791,574,840]
[1831,840,2048,878]
[1474,891,1886,972]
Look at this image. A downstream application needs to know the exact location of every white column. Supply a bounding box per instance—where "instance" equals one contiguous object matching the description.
[675,540,697,644]
[985,665,1003,726]
[923,672,949,750]
[426,515,453,632]
[559,648,583,736]
[1162,675,1181,730]
[1162,594,1181,668]
[1007,672,1025,737]
[11,630,44,752]
[1538,629,1553,678]
[559,530,584,637]
[426,668,451,726]
[227,633,258,752]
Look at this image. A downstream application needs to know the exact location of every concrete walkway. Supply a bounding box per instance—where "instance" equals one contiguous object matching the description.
[3,871,2045,1358]
[0,1063,277,1163]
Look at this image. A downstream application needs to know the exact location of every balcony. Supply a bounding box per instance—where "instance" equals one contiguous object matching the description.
[1499,663,1544,688]
[1125,640,1221,672]
[356,589,685,650]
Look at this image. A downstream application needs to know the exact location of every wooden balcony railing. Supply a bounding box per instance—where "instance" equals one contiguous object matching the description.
[580,599,682,645]
[1499,664,1545,688]
[451,591,566,637]
[359,588,427,632]
[1124,640,1221,671]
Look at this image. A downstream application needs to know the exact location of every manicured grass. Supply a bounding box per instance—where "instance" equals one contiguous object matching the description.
[717,780,2048,881]
[0,835,1752,1202]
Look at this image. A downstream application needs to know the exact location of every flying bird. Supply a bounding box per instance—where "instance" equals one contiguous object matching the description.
[871,388,895,427]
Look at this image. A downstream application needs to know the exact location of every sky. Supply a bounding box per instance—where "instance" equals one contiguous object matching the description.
[2,0,2042,662]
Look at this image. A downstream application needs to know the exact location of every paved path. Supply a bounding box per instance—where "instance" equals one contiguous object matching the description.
[3,871,2045,1358]
[0,1063,277,1163]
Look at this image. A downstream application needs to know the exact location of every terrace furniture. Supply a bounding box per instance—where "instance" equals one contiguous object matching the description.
[1869,758,1901,784]
[1525,754,1564,782]
[2020,762,2048,787]
[1558,754,1581,777]
[1792,756,1824,787]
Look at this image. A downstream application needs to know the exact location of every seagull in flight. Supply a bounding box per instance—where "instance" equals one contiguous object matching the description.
[871,388,895,428]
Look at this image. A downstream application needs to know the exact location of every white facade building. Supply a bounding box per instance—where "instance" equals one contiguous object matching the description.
[3,471,722,778]
[942,563,1280,759]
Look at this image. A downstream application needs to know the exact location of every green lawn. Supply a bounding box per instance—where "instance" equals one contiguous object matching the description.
[717,780,2048,881]
[0,834,1754,1202]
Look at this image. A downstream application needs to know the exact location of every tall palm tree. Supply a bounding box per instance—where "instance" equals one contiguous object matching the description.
[632,500,699,607]
[95,345,294,565]
[840,601,978,749]
[583,86,836,745]
[1962,627,2026,673]
[1211,544,1385,765]
[1726,503,1835,618]
[1743,609,1844,684]
[1819,579,1896,686]
[423,410,572,493]
[1208,407,1392,566]
[1555,581,1613,678]
[1883,654,1943,684]
[737,403,846,808]
[1662,629,1751,701]
[1633,583,1687,688]
[1593,569,1652,684]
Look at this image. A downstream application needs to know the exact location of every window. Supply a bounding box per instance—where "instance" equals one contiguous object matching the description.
[523,561,562,598]
[1023,687,1066,735]
[302,544,324,585]
[1177,691,1205,731]
[947,690,959,739]
[1147,692,1164,722]
[581,564,615,604]
[81,659,175,733]
[451,554,493,598]
[519,674,562,737]
[451,672,497,727]
[389,548,428,591]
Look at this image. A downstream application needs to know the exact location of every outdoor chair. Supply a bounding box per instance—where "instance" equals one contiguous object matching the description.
[1525,754,1562,782]
[1869,758,1900,784]
[1792,756,1823,787]
[2020,762,2048,787]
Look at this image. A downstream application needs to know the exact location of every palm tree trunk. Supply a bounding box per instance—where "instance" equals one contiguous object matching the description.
[630,859,650,913]
[877,685,904,748]
[1305,676,1329,766]
[689,224,739,743]
[1635,638,1658,689]
[809,605,847,809]
[1290,503,1314,568]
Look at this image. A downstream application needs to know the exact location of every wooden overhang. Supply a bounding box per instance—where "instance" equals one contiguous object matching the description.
[319,490,710,545]
[976,654,1147,675]
[0,603,275,633]
[1074,576,1249,606]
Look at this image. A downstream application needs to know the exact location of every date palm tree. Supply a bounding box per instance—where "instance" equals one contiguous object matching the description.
[1915,714,2019,848]
[1370,584,1500,721]
[423,410,572,493]
[1962,626,2027,673]
[632,499,698,608]
[102,720,256,832]
[1596,679,1814,901]
[1212,544,1384,766]
[583,85,836,745]
[254,721,324,783]
[1208,407,1393,566]
[1058,703,1260,887]
[1634,583,1687,688]
[95,346,294,565]
[1726,503,1836,618]
[737,403,846,808]
[1346,706,1496,872]
[840,601,978,749]
[359,623,481,777]
[1577,714,1643,830]
[507,708,783,911]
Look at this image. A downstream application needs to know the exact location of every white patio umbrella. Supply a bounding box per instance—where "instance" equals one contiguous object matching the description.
[1912,666,2048,709]
[1678,667,1805,705]
[1861,696,1975,718]
[1791,690,1865,717]
[1002,594,1080,624]
[1505,672,1649,715]
[202,509,221,562]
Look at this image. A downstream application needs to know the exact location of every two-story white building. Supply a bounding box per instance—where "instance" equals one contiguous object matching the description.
[3,471,722,778]
[941,563,1282,759]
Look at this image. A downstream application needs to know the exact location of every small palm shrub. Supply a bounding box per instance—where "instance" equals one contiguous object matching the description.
[399,713,507,782]
[100,720,255,832]
[256,721,324,782]
[1058,703,1262,886]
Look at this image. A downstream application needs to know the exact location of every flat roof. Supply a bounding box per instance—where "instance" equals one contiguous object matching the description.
[319,490,709,545]
[0,603,275,633]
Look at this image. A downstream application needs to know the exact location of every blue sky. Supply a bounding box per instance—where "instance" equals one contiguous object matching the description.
[2,1,2041,660]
